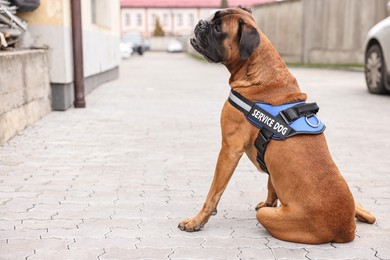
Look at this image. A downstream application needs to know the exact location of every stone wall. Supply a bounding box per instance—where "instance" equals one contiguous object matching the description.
[0,50,51,145]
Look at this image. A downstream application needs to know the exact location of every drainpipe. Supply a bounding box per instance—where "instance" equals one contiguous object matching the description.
[70,0,86,108]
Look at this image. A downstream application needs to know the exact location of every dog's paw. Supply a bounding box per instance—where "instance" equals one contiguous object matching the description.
[178,218,202,232]
[255,200,277,211]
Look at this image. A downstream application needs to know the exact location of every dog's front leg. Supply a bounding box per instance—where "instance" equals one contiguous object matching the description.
[178,143,244,232]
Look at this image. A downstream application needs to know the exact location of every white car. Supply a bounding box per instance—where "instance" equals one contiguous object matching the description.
[167,39,183,53]
[364,15,390,94]
[120,42,133,59]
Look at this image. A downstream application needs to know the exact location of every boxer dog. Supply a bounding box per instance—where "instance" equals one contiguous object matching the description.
[178,7,376,244]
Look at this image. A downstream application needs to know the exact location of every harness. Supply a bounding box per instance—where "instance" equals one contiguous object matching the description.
[228,90,326,174]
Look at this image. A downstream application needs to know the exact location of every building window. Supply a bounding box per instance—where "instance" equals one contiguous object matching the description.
[188,13,194,26]
[125,13,131,26]
[152,14,157,26]
[163,13,168,26]
[177,14,182,27]
[91,0,111,28]
[91,0,96,24]
[137,14,142,26]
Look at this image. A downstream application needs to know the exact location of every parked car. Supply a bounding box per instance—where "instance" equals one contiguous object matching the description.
[120,42,133,59]
[364,16,390,94]
[122,33,145,55]
[167,39,183,53]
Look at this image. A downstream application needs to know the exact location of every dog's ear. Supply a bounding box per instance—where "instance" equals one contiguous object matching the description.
[238,19,260,60]
[238,5,252,14]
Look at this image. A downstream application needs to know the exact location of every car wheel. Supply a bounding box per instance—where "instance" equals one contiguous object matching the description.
[365,44,388,94]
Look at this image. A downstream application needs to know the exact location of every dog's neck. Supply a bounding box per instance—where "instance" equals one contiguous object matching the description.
[226,32,307,105]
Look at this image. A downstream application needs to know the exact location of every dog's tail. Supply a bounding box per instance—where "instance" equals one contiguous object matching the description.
[355,203,376,224]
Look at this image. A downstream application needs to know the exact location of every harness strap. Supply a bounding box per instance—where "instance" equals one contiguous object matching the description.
[280,103,319,124]
[254,128,273,173]
[228,89,323,175]
[228,90,253,115]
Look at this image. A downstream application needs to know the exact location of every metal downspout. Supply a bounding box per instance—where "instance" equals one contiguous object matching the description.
[70,0,86,108]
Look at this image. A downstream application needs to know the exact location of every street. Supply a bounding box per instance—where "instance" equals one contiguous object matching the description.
[0,52,390,259]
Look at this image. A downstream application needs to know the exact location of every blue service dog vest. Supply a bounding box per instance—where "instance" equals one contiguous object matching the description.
[228,90,325,173]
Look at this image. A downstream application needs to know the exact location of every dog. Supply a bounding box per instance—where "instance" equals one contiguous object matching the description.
[178,7,376,244]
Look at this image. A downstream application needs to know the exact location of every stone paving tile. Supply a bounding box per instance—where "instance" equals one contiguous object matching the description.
[137,237,204,249]
[53,209,115,220]
[0,229,43,240]
[4,238,73,251]
[27,249,104,260]
[171,247,240,260]
[42,227,110,239]
[376,247,390,260]
[306,247,378,260]
[107,227,172,239]
[101,248,172,260]
[0,248,35,260]
[332,233,390,249]
[273,247,309,259]
[203,237,268,249]
[0,191,40,199]
[169,225,234,239]
[28,203,87,212]
[77,218,142,229]
[231,226,270,239]
[0,219,21,230]
[69,237,138,249]
[238,247,276,259]
[17,219,82,230]
[0,211,56,221]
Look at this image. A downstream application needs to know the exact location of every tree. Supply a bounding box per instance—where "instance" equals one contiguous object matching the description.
[153,17,165,37]
[221,0,229,8]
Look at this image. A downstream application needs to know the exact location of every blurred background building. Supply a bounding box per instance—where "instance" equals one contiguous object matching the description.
[120,0,274,37]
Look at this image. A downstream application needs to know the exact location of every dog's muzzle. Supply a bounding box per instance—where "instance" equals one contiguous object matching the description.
[191,20,219,62]
[191,20,209,52]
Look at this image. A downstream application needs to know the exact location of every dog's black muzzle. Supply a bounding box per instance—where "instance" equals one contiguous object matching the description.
[190,19,225,63]
[191,20,209,51]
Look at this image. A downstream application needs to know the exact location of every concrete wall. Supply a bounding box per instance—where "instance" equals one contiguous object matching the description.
[0,50,51,145]
[19,0,121,110]
[252,0,389,64]
[253,0,303,63]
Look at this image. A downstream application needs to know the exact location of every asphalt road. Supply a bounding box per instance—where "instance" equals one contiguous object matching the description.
[0,52,389,259]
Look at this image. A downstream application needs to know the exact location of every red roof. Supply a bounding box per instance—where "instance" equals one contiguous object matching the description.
[120,0,274,8]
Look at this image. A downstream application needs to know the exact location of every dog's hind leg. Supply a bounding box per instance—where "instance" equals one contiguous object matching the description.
[256,205,356,244]
[355,203,376,224]
[255,176,278,210]
[256,206,324,244]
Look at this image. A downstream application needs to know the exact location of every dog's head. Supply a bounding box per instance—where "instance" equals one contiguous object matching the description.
[190,6,260,64]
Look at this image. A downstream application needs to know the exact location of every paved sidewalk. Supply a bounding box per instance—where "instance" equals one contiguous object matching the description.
[1,52,389,259]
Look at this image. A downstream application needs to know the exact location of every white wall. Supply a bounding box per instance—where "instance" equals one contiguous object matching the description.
[20,0,121,84]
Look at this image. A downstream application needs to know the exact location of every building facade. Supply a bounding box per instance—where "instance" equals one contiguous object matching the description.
[121,7,215,37]
[120,0,274,37]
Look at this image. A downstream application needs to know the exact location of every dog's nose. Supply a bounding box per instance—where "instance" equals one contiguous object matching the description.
[195,20,209,35]
[198,20,208,30]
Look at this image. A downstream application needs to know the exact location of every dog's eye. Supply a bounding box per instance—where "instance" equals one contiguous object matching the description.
[214,24,221,32]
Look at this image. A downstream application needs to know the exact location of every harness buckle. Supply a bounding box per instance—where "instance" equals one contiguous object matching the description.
[305,114,321,128]
[279,110,293,124]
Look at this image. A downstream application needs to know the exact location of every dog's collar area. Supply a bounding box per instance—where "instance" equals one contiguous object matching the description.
[228,90,326,173]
